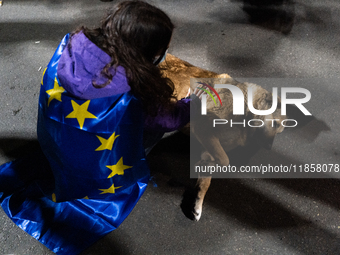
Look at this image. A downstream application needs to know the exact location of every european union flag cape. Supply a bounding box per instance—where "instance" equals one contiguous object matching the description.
[0,34,150,254]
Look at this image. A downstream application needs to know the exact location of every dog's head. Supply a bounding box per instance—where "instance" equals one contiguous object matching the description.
[249,88,286,150]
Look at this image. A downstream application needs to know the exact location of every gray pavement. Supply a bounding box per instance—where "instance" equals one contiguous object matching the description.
[1,0,340,254]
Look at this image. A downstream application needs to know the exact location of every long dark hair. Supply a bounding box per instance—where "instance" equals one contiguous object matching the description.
[73,1,176,116]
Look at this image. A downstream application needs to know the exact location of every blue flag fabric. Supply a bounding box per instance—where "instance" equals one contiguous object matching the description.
[0,34,150,254]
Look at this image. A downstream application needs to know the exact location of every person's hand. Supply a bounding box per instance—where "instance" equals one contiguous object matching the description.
[192,86,207,100]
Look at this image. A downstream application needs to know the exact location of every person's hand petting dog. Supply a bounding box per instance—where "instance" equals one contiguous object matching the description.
[186,86,207,100]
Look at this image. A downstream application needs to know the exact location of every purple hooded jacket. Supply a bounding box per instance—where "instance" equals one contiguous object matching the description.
[57,32,191,132]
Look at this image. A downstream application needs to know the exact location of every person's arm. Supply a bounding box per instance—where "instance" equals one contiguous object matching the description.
[144,93,201,132]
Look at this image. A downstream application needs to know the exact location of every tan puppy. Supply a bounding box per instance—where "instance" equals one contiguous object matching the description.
[160,54,286,221]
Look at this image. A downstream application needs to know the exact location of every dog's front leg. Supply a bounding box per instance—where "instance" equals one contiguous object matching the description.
[189,128,230,221]
[191,140,226,221]
[192,176,211,221]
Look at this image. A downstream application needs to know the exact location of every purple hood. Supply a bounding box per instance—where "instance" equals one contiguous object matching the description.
[57,32,130,99]
[57,32,193,133]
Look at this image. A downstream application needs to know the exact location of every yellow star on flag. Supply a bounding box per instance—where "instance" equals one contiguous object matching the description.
[66,100,97,129]
[99,184,122,194]
[46,78,65,106]
[106,157,132,178]
[95,132,120,151]
[41,67,46,85]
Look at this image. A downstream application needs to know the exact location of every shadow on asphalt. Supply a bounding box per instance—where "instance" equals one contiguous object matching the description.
[240,0,295,35]
[0,137,41,160]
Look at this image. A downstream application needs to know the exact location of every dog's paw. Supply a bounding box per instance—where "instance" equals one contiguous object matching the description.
[192,204,202,221]
[180,189,202,221]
